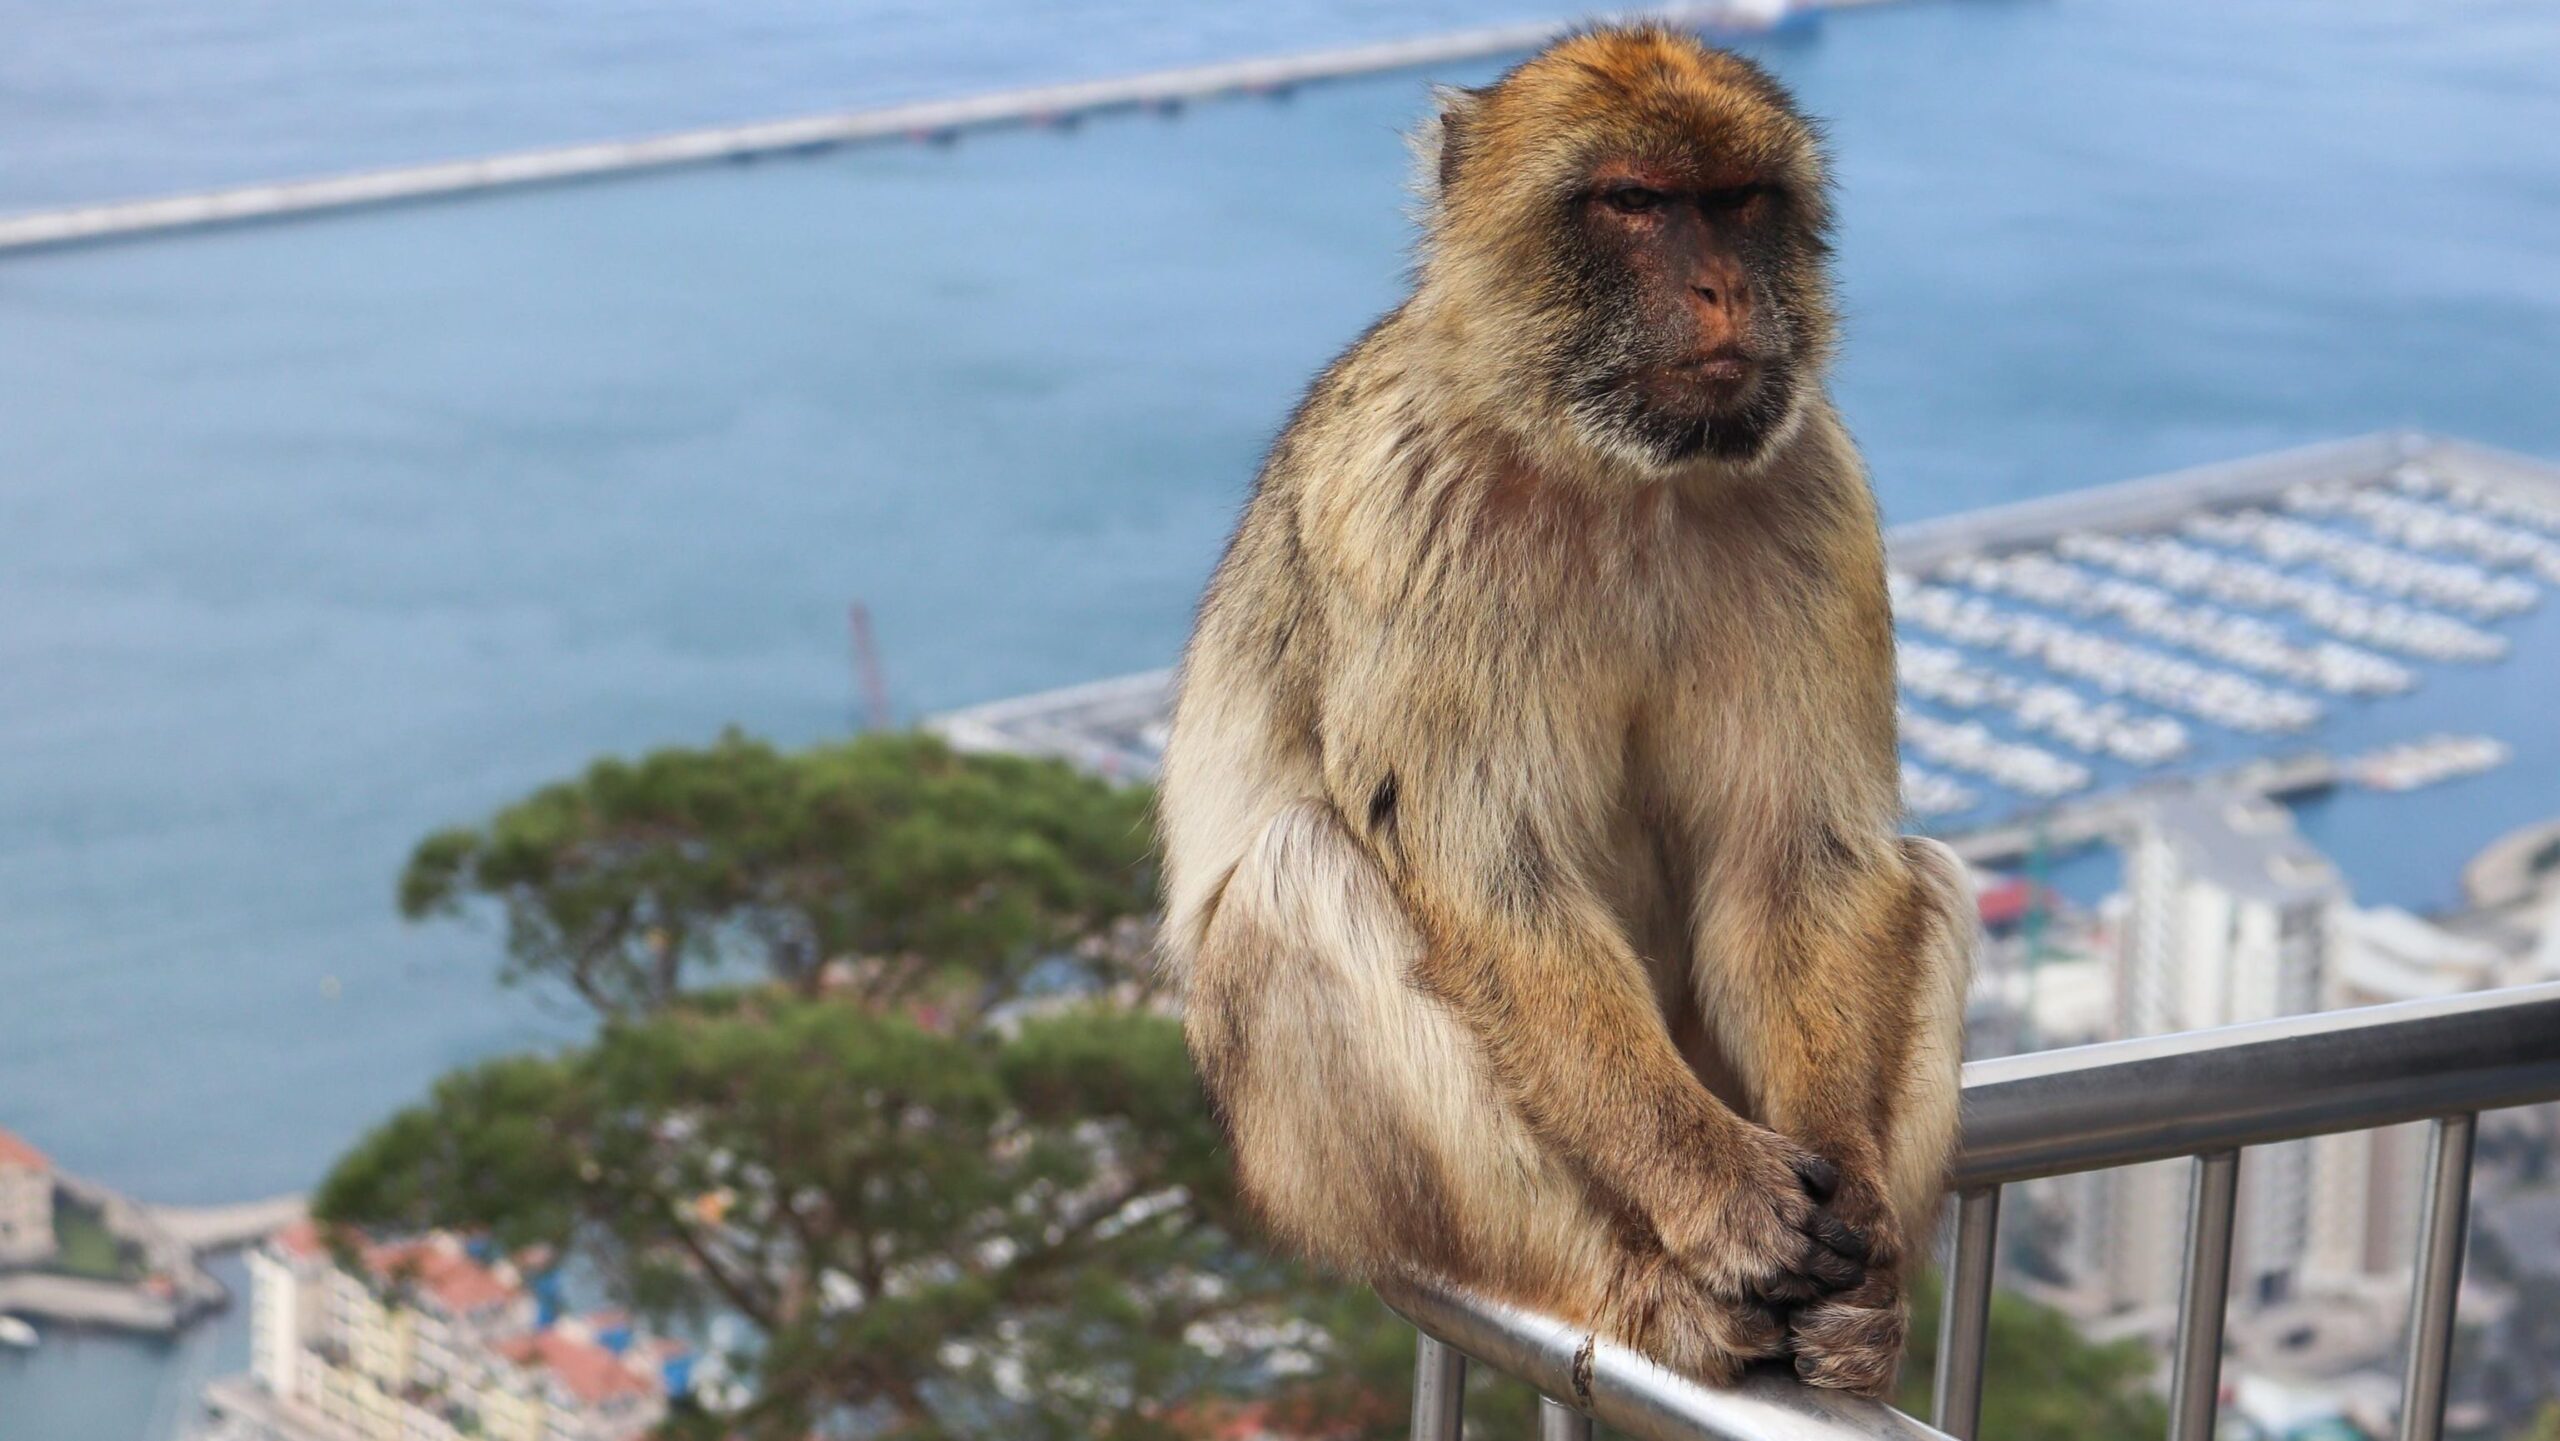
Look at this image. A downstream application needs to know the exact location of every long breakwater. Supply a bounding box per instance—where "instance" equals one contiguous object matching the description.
[0,1,1885,255]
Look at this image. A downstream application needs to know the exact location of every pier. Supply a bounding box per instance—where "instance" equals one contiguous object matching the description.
[0,2,1869,256]
[154,1195,308,1254]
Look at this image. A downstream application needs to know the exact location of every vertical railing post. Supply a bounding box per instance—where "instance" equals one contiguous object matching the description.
[1538,1395,1592,1441]
[2168,1150,2242,1441]
[1933,1184,2002,1440]
[2398,1113,2478,1441]
[1411,1330,1466,1441]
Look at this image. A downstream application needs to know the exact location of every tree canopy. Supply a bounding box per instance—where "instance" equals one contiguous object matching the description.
[1896,1267,2169,1441]
[398,731,1157,1018]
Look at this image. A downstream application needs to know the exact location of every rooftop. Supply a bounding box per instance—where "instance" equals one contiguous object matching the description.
[0,1127,50,1173]
[498,1329,661,1406]
[2137,790,2342,908]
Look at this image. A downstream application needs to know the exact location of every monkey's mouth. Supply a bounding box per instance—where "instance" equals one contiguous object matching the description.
[1648,352,1766,410]
[1666,351,1759,386]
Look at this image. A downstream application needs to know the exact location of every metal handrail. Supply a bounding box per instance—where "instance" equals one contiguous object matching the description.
[1956,982,2560,1188]
[1389,981,2560,1441]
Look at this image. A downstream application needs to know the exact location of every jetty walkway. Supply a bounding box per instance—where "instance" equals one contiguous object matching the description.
[155,1194,308,1254]
[0,1,1874,255]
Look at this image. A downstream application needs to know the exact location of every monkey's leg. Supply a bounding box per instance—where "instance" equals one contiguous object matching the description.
[1185,802,1789,1383]
[1696,835,1975,1394]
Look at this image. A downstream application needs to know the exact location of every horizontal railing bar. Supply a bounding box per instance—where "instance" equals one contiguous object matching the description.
[1380,1276,1955,1441]
[1956,982,2560,1187]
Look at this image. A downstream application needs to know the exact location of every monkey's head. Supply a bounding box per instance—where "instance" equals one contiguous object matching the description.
[1418,27,1836,473]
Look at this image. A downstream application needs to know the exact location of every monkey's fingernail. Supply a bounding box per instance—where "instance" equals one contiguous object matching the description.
[1794,1155,1840,1200]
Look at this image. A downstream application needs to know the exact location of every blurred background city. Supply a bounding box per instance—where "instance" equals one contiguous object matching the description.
[2,1,2557,1438]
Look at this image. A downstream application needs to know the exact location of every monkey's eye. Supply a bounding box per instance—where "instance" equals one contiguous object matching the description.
[1600,185,1668,215]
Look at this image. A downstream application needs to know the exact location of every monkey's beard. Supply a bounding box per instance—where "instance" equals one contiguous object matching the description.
[1554,292,1808,470]
[1567,353,1803,469]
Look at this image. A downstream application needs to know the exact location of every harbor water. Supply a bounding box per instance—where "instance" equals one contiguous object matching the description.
[3,0,2559,1435]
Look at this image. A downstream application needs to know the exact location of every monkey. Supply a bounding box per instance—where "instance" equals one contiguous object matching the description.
[1155,26,1975,1398]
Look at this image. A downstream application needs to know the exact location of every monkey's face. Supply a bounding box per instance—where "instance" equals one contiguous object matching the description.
[1559,157,1817,466]
[1427,32,1835,473]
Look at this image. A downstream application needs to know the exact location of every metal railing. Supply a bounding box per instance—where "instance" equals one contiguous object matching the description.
[1386,981,2560,1441]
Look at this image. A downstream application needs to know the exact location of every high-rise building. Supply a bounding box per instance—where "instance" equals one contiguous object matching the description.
[2105,790,2344,1315]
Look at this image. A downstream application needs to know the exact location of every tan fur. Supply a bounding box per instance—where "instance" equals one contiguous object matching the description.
[1160,26,1972,1397]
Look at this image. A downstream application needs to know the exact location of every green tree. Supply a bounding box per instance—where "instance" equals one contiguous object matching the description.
[332,731,1421,1439]
[1898,1268,2170,1441]
[399,731,1157,1017]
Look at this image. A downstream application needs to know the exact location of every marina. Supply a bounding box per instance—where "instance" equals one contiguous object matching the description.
[930,432,2560,862]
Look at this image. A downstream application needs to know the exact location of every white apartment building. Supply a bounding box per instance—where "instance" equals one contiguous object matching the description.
[228,1222,685,1441]
[0,1128,55,1267]
[2100,791,2343,1317]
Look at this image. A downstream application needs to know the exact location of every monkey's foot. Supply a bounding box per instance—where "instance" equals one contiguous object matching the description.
[1786,1273,1906,1397]
[1663,1134,1872,1313]
[1596,1249,1791,1389]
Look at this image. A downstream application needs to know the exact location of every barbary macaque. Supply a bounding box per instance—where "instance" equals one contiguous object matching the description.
[1158,26,1974,1395]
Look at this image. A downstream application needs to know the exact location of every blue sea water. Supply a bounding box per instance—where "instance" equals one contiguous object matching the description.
[1,1,2557,1436]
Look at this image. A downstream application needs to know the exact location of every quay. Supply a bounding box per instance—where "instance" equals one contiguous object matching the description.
[0,1,1866,256]
[1938,750,2338,867]
[0,1164,307,1335]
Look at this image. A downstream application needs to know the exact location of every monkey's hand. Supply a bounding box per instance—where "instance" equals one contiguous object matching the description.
[1784,1168,1908,1396]
[1657,1127,1872,1320]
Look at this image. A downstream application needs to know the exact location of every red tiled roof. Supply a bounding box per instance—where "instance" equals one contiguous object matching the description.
[272,1219,327,1259]
[0,1128,51,1173]
[511,1330,656,1406]
[363,1237,517,1315]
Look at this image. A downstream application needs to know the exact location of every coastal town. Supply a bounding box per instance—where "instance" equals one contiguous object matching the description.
[201,1225,696,1441]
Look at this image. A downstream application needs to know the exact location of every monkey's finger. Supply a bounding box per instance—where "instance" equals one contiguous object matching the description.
[1746,1268,1824,1307]
[1793,1238,1865,1295]
[1791,1154,1841,1202]
[1807,1209,1874,1265]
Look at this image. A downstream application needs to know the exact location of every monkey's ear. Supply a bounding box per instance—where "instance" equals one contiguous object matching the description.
[1421,85,1486,200]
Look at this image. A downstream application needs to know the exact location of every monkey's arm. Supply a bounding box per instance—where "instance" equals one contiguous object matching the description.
[1693,827,1974,1392]
[1353,744,1871,1311]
